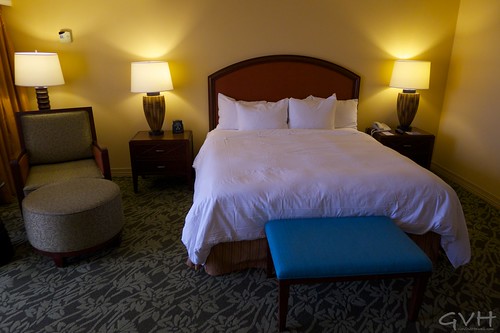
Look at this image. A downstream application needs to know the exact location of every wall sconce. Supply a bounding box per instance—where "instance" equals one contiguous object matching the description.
[390,60,431,131]
[14,51,65,110]
[131,61,174,136]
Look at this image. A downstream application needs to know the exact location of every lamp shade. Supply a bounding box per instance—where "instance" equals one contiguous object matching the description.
[390,60,430,90]
[131,61,173,93]
[15,52,65,87]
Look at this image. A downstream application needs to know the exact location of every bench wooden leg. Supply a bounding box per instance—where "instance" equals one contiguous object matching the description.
[266,243,274,278]
[408,273,430,321]
[278,280,290,332]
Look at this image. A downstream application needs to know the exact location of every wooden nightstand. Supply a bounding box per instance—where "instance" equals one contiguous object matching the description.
[129,130,193,192]
[366,127,435,169]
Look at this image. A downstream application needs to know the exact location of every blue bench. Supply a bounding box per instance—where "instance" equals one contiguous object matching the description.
[265,216,433,331]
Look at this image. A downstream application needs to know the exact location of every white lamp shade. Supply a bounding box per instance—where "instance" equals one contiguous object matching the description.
[15,52,65,87]
[131,61,174,93]
[390,60,431,90]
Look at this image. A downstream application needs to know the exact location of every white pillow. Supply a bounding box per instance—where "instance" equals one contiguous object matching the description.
[217,93,239,130]
[236,98,288,130]
[288,94,337,129]
[217,93,268,130]
[334,99,358,129]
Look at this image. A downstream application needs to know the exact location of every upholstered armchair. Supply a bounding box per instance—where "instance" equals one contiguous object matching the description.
[10,107,111,208]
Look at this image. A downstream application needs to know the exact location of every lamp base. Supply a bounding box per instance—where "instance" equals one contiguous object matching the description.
[397,125,412,132]
[396,92,420,130]
[143,95,165,136]
[35,87,51,110]
[148,130,164,136]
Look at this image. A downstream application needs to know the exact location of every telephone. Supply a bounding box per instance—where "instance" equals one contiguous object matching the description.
[372,122,391,131]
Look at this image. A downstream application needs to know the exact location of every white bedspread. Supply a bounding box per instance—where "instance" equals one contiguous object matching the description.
[182,129,471,268]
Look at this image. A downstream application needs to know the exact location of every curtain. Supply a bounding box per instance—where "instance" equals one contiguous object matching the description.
[0,7,28,203]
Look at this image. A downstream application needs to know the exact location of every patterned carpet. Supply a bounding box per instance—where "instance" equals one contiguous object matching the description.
[0,176,498,333]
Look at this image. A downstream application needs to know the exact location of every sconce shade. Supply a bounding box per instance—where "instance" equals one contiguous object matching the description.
[131,61,173,93]
[14,52,65,87]
[131,61,173,136]
[390,60,431,131]
[15,52,65,110]
[390,60,430,91]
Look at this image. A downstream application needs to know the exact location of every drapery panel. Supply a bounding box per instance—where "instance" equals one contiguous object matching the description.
[0,7,28,203]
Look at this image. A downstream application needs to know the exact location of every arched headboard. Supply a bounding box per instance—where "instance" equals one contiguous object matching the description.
[208,55,360,130]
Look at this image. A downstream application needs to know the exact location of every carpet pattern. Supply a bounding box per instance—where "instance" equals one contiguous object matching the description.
[0,176,499,333]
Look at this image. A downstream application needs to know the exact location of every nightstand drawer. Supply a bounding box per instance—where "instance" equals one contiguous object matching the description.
[382,139,433,153]
[131,142,186,161]
[135,160,186,174]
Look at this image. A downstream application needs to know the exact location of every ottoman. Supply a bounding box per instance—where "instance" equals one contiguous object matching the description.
[22,178,124,267]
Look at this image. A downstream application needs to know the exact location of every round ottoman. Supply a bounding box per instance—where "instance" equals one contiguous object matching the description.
[22,178,124,267]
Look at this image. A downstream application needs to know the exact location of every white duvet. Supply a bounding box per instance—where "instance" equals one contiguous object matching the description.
[182,129,471,268]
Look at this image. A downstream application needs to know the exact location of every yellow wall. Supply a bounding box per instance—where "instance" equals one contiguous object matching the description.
[434,0,500,206]
[3,1,459,172]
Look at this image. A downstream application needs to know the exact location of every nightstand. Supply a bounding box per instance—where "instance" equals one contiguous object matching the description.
[366,127,435,169]
[129,130,193,192]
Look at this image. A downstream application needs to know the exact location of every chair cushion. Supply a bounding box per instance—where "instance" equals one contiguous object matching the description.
[23,159,103,196]
[21,111,94,165]
[265,216,433,280]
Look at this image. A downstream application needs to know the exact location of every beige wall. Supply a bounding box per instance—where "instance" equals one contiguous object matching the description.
[4,1,459,171]
[434,0,500,206]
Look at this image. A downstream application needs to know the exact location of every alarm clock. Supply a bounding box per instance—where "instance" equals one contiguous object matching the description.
[172,120,184,134]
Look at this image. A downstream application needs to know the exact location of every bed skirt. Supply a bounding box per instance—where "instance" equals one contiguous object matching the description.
[186,232,441,276]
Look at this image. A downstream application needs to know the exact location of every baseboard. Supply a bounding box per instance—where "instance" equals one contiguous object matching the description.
[111,168,132,177]
[431,162,500,209]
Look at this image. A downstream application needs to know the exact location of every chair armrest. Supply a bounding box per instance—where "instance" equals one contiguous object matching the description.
[92,143,112,180]
[10,151,30,205]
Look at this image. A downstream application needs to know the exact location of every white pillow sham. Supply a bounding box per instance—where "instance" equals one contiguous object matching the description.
[217,93,239,130]
[334,99,358,129]
[288,94,337,129]
[217,93,289,130]
[217,93,272,130]
[236,98,288,130]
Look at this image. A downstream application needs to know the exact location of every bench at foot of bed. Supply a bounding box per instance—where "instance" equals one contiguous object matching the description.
[265,216,433,332]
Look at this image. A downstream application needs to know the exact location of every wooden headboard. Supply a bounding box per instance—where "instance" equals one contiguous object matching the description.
[208,54,360,130]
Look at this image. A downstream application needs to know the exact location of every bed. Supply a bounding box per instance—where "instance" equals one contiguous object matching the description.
[182,55,470,276]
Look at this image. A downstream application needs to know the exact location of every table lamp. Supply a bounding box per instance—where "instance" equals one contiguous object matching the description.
[131,61,174,136]
[390,60,431,131]
[14,52,65,110]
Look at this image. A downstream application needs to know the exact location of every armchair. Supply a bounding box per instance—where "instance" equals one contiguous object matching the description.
[10,107,111,208]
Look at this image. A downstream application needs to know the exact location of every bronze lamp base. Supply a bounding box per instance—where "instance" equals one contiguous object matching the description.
[396,90,420,131]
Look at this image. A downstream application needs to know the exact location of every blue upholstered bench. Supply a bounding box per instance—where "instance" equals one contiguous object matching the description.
[265,216,433,331]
